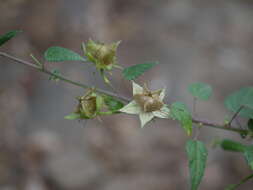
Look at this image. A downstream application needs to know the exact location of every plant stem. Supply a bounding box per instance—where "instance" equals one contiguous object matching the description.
[0,52,129,102]
[0,51,249,135]
[192,118,248,134]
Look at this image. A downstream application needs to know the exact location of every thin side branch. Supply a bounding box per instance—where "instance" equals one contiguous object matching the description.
[228,105,244,126]
[0,51,249,135]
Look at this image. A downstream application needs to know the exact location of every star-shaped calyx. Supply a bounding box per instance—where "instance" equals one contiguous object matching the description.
[119,82,170,127]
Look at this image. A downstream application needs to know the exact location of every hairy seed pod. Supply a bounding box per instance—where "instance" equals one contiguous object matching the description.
[143,98,163,112]
[95,44,118,67]
[134,94,151,108]
[84,40,120,70]
[81,96,97,117]
[134,93,163,112]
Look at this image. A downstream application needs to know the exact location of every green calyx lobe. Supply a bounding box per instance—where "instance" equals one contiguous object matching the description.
[84,39,120,70]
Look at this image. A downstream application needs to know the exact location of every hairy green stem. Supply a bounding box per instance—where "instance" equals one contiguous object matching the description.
[0,51,249,135]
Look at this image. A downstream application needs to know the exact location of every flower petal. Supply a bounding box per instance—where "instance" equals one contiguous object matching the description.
[159,88,166,100]
[119,100,141,114]
[132,81,143,95]
[153,105,170,118]
[139,112,154,127]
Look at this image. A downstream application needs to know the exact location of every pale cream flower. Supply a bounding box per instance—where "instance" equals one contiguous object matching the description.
[119,82,170,127]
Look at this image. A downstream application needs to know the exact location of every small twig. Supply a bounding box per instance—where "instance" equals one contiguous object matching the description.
[30,54,43,68]
[228,105,244,126]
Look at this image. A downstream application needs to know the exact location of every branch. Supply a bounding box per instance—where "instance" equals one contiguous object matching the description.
[0,51,249,135]
[0,52,130,102]
[192,118,248,134]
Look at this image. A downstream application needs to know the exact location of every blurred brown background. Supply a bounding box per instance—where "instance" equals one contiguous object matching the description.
[1,0,253,189]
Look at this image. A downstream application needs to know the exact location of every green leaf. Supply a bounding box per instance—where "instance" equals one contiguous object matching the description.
[0,30,21,47]
[188,82,212,101]
[225,87,253,119]
[170,102,192,136]
[248,119,253,131]
[220,139,253,170]
[122,61,159,80]
[44,46,86,62]
[64,113,82,120]
[186,140,208,190]
[244,146,253,170]
[103,95,124,112]
[220,139,246,152]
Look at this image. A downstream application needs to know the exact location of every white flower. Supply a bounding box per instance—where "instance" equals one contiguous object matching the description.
[119,82,170,127]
